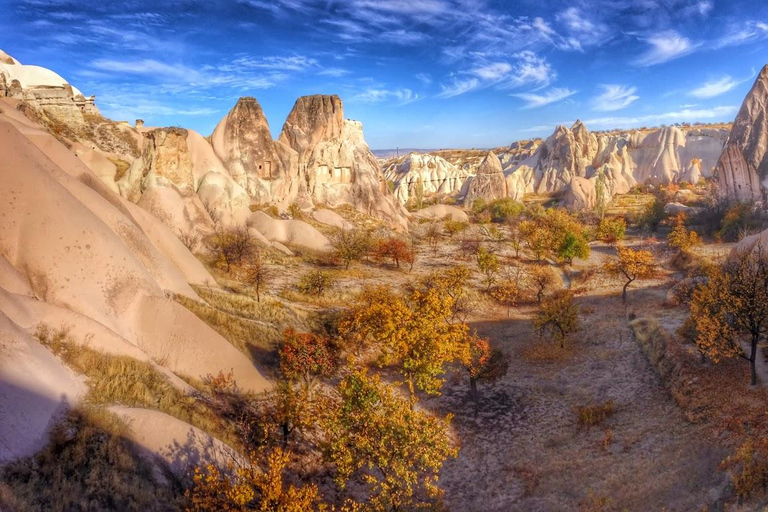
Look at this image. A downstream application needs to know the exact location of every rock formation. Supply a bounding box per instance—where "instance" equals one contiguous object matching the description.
[211,96,298,204]
[278,94,406,227]
[463,151,507,206]
[715,65,768,202]
[382,153,470,204]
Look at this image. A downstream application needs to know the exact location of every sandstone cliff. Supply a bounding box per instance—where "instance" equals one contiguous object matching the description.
[382,153,470,204]
[463,151,507,206]
[715,65,768,201]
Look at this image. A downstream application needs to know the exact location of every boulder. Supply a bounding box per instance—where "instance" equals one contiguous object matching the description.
[312,208,352,229]
[249,211,332,252]
[412,204,469,223]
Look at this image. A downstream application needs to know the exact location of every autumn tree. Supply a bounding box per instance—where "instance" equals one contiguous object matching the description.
[533,290,580,348]
[371,237,414,270]
[519,219,548,261]
[458,333,509,413]
[604,246,656,302]
[279,328,339,387]
[322,371,457,511]
[558,231,589,264]
[421,265,472,321]
[528,264,558,303]
[596,217,626,244]
[667,214,702,253]
[329,228,372,269]
[297,270,335,296]
[476,246,500,290]
[422,222,442,253]
[209,226,255,272]
[689,245,768,385]
[490,263,523,317]
[337,285,467,396]
[240,252,270,302]
[444,219,469,238]
[639,196,666,233]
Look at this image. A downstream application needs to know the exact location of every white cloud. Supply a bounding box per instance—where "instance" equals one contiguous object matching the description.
[437,77,481,98]
[634,31,699,66]
[318,68,351,77]
[352,87,421,105]
[690,72,755,99]
[470,62,512,81]
[715,21,768,49]
[513,87,576,109]
[584,105,738,129]
[231,55,318,71]
[415,73,432,85]
[90,59,198,80]
[592,85,639,111]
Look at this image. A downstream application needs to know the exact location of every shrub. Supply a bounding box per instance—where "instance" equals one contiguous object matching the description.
[667,215,702,253]
[288,202,304,220]
[576,401,615,428]
[476,246,500,290]
[557,231,589,264]
[721,437,768,500]
[443,219,469,237]
[488,198,524,223]
[533,290,579,348]
[639,196,666,232]
[297,270,335,296]
[279,328,339,384]
[207,226,255,272]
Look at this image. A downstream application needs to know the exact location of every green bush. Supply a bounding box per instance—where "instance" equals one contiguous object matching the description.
[488,198,524,223]
[297,270,335,296]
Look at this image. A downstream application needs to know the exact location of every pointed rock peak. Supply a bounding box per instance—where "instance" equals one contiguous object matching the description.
[279,94,345,149]
[226,96,270,127]
[477,150,503,174]
[571,119,588,134]
[553,124,570,137]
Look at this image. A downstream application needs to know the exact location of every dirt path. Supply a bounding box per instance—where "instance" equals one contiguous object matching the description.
[428,285,728,511]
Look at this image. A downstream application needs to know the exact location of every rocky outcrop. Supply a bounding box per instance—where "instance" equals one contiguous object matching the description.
[715,65,768,202]
[463,151,507,206]
[382,153,470,204]
[211,97,298,204]
[278,94,406,227]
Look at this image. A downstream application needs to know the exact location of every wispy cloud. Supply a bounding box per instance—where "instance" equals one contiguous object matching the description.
[513,87,577,109]
[591,85,640,111]
[634,31,699,66]
[90,59,198,80]
[689,75,750,99]
[318,68,351,77]
[584,105,738,129]
[714,21,768,49]
[351,87,420,105]
[415,73,432,85]
[437,77,481,98]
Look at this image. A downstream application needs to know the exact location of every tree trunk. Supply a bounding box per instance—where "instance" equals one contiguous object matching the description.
[469,377,478,417]
[622,278,634,302]
[751,333,759,386]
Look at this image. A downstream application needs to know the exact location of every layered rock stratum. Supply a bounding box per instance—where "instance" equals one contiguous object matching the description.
[715,65,768,202]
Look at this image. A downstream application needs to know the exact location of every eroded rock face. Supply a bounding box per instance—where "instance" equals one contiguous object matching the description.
[211,97,298,203]
[278,94,406,227]
[715,65,768,201]
[463,151,507,206]
[382,153,470,204]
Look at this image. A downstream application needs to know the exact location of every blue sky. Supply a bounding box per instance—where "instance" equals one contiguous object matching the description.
[2,0,768,149]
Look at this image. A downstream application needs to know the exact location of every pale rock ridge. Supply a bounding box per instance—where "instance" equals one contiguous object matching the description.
[211,96,298,204]
[715,65,768,201]
[278,95,407,227]
[463,151,507,206]
[383,153,470,204]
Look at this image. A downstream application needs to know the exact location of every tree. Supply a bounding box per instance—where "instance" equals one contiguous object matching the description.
[595,167,608,220]
[422,222,442,253]
[322,371,457,512]
[596,217,626,245]
[533,290,580,348]
[667,215,702,253]
[240,252,270,302]
[639,196,666,233]
[337,285,467,396]
[371,237,414,270]
[458,334,509,413]
[476,246,500,290]
[490,280,520,317]
[186,448,322,512]
[279,328,338,387]
[488,198,524,223]
[329,228,371,269]
[557,231,589,264]
[689,245,768,385]
[519,219,548,261]
[528,264,558,303]
[297,270,335,296]
[443,219,469,238]
[604,246,656,302]
[209,226,255,272]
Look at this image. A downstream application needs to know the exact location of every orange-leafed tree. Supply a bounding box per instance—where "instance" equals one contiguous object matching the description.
[459,333,509,412]
[279,328,339,387]
[533,290,580,348]
[322,370,457,512]
[371,237,414,270]
[667,214,703,253]
[604,245,656,302]
[689,245,768,385]
[185,448,322,512]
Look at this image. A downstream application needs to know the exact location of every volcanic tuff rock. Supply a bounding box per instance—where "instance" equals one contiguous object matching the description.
[463,151,507,206]
[382,153,470,204]
[715,65,768,201]
[278,94,407,227]
[211,96,298,204]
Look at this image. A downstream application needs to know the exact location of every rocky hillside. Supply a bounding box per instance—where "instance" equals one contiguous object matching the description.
[383,121,728,208]
[715,65,768,202]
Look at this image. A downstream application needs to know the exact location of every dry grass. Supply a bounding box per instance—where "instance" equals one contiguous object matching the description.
[109,157,131,182]
[174,294,283,370]
[576,401,616,428]
[34,324,243,451]
[0,407,183,512]
[519,341,575,362]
